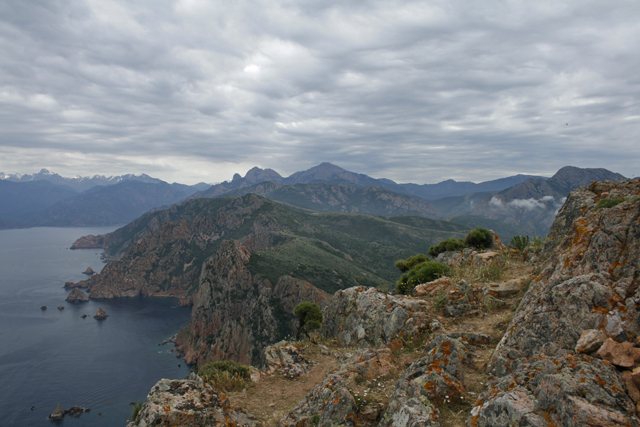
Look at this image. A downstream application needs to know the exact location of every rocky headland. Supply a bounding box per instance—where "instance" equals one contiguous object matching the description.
[127,178,640,427]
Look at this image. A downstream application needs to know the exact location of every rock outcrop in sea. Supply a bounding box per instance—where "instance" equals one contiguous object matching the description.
[94,308,109,319]
[66,288,89,303]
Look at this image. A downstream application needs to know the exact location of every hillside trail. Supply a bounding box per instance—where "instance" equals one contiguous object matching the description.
[226,257,536,427]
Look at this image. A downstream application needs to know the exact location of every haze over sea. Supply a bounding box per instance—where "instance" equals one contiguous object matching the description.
[0,227,192,427]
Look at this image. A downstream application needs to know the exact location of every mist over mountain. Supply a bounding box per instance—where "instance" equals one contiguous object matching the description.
[435,166,627,236]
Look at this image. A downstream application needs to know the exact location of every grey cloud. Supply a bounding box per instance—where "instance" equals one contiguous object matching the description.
[1,0,639,184]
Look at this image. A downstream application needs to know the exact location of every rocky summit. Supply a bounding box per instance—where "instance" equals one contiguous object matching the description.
[128,178,640,427]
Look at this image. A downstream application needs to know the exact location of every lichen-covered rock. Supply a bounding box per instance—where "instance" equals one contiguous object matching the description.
[127,373,261,427]
[470,179,640,426]
[279,349,392,427]
[263,341,314,375]
[379,335,466,427]
[467,354,637,427]
[442,282,482,318]
[321,287,431,348]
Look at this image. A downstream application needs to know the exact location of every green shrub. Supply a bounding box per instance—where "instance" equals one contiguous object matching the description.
[405,254,428,270]
[428,238,467,257]
[394,259,408,272]
[396,261,450,295]
[464,228,493,249]
[198,360,252,392]
[200,360,251,378]
[131,401,144,421]
[433,288,448,313]
[594,198,624,211]
[294,301,323,339]
[509,235,530,251]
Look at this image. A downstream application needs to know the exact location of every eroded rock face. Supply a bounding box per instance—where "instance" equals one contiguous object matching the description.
[469,179,640,426]
[321,287,431,348]
[127,373,261,427]
[178,240,328,368]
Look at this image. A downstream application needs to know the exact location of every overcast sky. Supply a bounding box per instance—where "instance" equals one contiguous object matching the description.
[1,0,639,185]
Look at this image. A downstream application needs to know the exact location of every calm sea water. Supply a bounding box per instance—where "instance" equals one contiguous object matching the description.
[0,227,192,427]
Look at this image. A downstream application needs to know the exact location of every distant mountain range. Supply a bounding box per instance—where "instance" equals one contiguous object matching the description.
[0,172,207,227]
[194,162,544,200]
[0,164,626,237]
[0,168,211,193]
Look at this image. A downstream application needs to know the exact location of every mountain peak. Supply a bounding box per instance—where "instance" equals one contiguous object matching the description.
[243,167,283,183]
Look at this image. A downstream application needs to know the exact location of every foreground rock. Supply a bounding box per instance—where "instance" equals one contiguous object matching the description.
[66,288,89,303]
[94,308,109,319]
[82,267,95,275]
[379,335,467,427]
[127,373,261,427]
[469,179,640,426]
[321,286,431,348]
[279,349,396,427]
[263,341,314,375]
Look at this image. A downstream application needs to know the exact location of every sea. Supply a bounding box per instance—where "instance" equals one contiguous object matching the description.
[0,227,193,427]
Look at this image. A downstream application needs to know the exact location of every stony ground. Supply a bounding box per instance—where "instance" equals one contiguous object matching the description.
[224,254,537,427]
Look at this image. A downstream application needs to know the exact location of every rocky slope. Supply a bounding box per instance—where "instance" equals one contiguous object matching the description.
[470,178,640,426]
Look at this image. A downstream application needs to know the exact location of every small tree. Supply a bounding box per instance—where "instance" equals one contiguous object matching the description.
[294,302,323,340]
[464,227,493,249]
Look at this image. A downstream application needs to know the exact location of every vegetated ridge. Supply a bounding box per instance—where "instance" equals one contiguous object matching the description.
[78,194,470,302]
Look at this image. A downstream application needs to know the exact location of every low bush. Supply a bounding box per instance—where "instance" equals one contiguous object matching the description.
[396,261,450,294]
[464,227,493,249]
[509,235,530,251]
[198,360,251,392]
[427,238,467,257]
[131,401,144,421]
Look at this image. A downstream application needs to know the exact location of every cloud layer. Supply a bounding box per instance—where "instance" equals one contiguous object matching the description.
[1,0,639,184]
